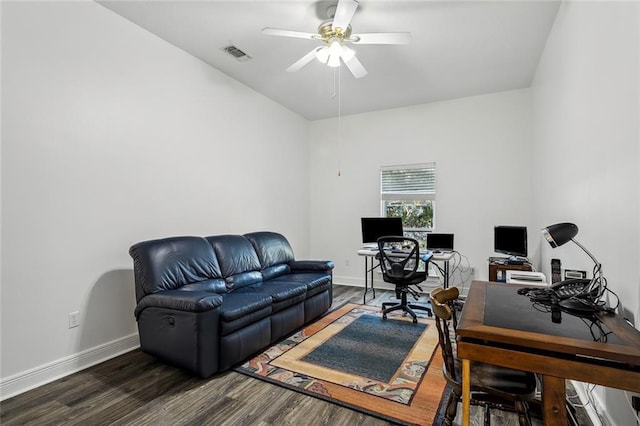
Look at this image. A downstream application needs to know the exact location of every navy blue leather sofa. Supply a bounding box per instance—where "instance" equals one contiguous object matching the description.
[129,231,334,377]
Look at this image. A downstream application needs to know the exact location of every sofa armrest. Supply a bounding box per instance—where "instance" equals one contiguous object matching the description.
[134,290,223,319]
[289,260,335,273]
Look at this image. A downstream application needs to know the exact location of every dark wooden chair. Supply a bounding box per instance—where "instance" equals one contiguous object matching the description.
[430,286,461,330]
[429,287,537,426]
[376,236,432,323]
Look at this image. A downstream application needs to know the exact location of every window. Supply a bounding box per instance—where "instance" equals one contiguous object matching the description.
[380,163,436,242]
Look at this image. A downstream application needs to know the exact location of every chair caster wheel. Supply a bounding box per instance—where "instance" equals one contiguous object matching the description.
[383,313,387,320]
[412,318,418,324]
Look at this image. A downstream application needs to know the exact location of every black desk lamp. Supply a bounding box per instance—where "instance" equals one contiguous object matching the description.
[541,222,605,311]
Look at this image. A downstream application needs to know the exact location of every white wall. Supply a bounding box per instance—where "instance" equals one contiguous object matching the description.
[309,89,534,292]
[0,1,309,398]
[531,1,640,424]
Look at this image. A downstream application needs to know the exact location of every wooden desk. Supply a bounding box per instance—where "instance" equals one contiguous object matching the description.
[456,281,640,426]
[357,249,454,304]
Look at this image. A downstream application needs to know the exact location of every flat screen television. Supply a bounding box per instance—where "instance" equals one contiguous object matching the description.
[426,233,454,252]
[361,217,403,244]
[494,225,528,258]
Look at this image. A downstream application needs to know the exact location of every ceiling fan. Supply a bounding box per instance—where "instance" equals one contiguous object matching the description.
[262,0,411,79]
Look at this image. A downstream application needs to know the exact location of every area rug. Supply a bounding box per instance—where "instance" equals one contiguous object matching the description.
[234,303,447,425]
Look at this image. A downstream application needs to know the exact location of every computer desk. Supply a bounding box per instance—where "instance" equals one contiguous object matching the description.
[356,248,455,304]
[456,281,640,426]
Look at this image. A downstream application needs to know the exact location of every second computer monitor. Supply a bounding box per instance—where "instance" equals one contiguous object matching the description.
[426,233,454,252]
[361,217,403,244]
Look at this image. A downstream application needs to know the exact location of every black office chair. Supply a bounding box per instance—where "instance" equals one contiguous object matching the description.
[429,287,537,426]
[376,236,432,323]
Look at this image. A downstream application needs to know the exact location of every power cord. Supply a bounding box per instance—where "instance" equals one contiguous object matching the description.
[624,391,640,425]
[451,250,473,290]
[517,276,620,317]
[571,383,611,425]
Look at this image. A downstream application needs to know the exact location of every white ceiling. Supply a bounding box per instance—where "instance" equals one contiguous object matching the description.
[98,0,560,121]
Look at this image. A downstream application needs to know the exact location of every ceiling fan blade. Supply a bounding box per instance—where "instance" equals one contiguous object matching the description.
[343,55,367,79]
[286,47,321,72]
[262,27,318,40]
[349,32,412,45]
[332,0,359,31]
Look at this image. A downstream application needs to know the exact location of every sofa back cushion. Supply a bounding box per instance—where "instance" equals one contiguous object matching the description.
[129,236,224,302]
[244,232,294,280]
[206,235,263,291]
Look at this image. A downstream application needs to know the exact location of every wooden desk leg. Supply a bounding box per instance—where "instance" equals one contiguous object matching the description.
[462,358,470,426]
[542,375,567,426]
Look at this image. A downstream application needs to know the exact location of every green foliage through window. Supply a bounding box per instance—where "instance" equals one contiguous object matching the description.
[384,200,434,229]
[381,163,436,236]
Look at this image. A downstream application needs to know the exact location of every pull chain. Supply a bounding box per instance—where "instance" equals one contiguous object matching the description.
[336,66,342,177]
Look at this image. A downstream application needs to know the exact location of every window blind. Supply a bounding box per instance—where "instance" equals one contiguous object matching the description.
[380,163,436,201]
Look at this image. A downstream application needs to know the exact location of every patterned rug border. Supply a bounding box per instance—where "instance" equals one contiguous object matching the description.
[234,303,448,426]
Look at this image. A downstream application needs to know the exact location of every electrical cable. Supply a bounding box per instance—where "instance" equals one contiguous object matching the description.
[624,390,640,425]
[445,250,473,291]
[518,272,620,316]
[589,383,610,426]
[571,384,609,426]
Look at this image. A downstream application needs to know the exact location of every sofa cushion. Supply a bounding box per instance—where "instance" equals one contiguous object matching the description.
[218,292,272,322]
[129,236,223,302]
[179,278,227,294]
[218,292,272,337]
[261,264,291,281]
[244,232,295,273]
[236,281,307,313]
[289,260,335,273]
[268,273,332,298]
[206,235,263,291]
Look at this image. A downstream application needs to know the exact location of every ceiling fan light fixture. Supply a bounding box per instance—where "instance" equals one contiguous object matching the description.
[327,38,343,67]
[327,53,341,67]
[315,46,330,63]
[328,38,343,55]
[341,45,355,62]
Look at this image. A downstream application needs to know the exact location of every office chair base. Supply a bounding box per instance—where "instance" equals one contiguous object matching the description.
[382,303,433,324]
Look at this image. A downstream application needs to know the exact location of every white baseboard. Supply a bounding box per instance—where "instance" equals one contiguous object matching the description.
[333,274,365,288]
[0,333,140,401]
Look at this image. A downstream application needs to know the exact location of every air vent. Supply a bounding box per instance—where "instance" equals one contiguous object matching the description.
[221,45,252,62]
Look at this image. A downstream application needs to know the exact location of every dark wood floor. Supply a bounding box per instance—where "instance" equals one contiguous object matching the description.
[0,285,592,426]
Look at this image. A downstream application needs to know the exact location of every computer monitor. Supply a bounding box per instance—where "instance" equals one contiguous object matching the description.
[426,233,454,252]
[494,225,528,257]
[361,217,403,244]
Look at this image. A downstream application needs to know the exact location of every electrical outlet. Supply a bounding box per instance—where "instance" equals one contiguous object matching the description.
[68,311,80,329]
